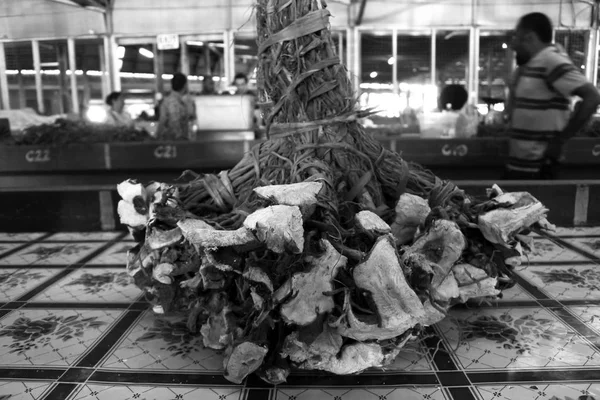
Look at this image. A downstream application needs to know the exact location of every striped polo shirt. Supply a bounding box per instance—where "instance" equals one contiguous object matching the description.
[507,45,588,173]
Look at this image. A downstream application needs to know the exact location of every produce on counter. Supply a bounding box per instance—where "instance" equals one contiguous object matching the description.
[116,0,554,384]
[7,118,151,145]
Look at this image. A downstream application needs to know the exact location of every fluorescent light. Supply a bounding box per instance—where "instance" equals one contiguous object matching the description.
[117,46,126,59]
[370,71,378,78]
[502,43,508,49]
[387,56,395,65]
[187,41,204,46]
[5,69,18,75]
[162,73,174,80]
[138,48,154,58]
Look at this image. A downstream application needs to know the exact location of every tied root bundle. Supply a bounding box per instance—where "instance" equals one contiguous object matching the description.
[116,0,554,385]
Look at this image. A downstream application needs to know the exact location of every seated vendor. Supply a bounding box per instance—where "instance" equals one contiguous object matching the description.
[105,92,134,128]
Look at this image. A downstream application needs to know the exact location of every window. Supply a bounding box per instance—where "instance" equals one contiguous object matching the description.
[478,30,511,111]
[435,30,469,86]
[555,29,588,72]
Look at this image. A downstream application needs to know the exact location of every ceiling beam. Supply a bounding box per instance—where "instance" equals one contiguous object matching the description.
[47,0,106,13]
[355,0,368,26]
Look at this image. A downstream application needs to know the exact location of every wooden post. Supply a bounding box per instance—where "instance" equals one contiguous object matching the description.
[573,184,589,226]
[32,40,45,114]
[0,42,10,110]
[99,190,116,231]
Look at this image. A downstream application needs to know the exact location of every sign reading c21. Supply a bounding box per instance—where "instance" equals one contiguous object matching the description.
[441,144,469,157]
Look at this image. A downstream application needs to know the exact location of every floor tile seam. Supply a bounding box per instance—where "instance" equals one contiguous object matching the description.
[446,386,478,400]
[68,307,138,368]
[40,382,79,400]
[430,324,468,372]
[84,294,148,383]
[78,308,146,371]
[546,306,600,352]
[467,375,600,384]
[70,232,128,266]
[513,273,553,305]
[0,233,53,260]
[550,236,600,262]
[14,267,78,302]
[550,304,600,337]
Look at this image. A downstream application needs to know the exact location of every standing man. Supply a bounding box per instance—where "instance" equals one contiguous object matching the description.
[506,12,600,179]
[157,73,195,140]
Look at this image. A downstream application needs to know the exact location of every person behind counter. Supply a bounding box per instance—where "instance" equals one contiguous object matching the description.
[506,12,600,179]
[156,73,197,140]
[232,73,251,95]
[201,76,217,95]
[105,92,134,128]
[424,84,478,138]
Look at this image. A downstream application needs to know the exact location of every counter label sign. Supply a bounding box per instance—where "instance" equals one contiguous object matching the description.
[157,34,179,50]
[25,149,50,163]
[593,144,600,157]
[154,145,177,159]
[441,144,468,157]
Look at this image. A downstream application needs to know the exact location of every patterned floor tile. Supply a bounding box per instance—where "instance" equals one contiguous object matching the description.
[522,239,589,263]
[0,380,54,399]
[0,242,106,266]
[516,265,600,300]
[473,383,600,400]
[101,311,224,371]
[70,384,243,400]
[0,233,46,242]
[0,309,123,367]
[370,340,433,372]
[436,307,600,370]
[46,232,122,241]
[0,268,61,302]
[274,387,448,400]
[87,243,132,265]
[0,242,27,257]
[30,268,141,303]
[566,305,600,335]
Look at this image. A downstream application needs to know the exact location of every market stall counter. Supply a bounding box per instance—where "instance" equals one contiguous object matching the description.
[1,137,599,232]
[1,137,599,176]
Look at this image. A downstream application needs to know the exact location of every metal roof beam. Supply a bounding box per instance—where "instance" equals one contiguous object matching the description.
[46,0,106,13]
[355,0,368,26]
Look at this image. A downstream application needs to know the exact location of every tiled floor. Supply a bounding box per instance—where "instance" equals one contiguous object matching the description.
[0,230,599,400]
